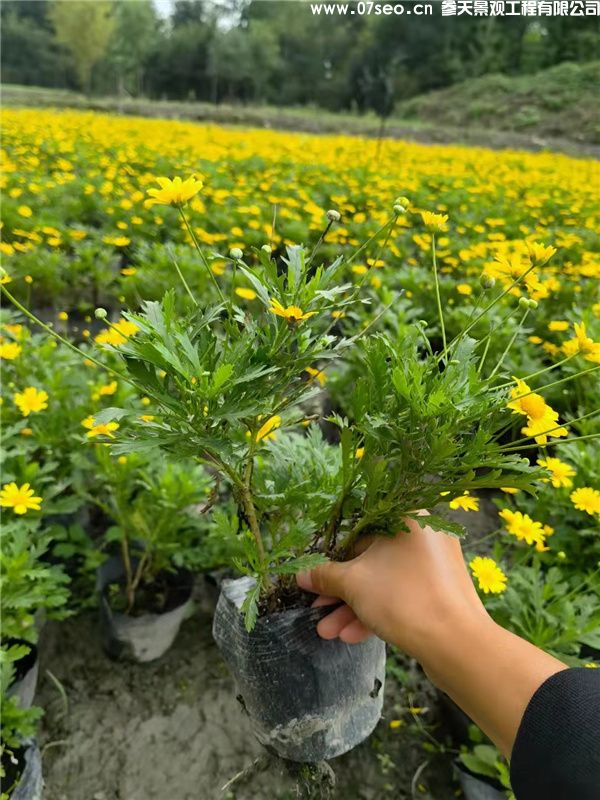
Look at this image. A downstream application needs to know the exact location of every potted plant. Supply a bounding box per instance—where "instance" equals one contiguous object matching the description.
[75,445,215,662]
[3,186,585,763]
[0,652,43,800]
[0,519,70,800]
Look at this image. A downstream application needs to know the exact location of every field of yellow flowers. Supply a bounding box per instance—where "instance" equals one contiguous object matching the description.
[1,107,599,799]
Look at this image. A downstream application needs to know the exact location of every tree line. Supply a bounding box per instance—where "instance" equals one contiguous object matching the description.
[2,0,598,113]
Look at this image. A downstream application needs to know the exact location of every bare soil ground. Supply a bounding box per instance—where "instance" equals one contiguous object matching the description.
[36,606,456,800]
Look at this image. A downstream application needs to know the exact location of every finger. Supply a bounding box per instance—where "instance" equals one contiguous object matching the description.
[297,560,349,599]
[339,618,373,644]
[311,595,340,608]
[316,604,357,640]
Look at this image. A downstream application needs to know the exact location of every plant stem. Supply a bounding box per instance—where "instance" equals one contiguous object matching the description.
[487,309,529,380]
[494,354,577,390]
[431,234,447,362]
[167,246,198,307]
[445,261,537,354]
[308,219,333,266]
[178,206,226,304]
[0,285,134,386]
[120,536,134,612]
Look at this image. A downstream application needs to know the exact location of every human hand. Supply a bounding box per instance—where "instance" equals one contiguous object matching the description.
[296,515,489,664]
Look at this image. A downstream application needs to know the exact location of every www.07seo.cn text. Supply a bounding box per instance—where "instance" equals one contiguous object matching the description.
[311,3,433,15]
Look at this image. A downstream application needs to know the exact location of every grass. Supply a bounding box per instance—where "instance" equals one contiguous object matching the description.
[2,61,599,157]
[397,61,600,145]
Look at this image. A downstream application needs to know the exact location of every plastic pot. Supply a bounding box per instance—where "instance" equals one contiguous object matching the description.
[213,576,386,763]
[9,740,43,800]
[7,640,39,710]
[96,556,194,663]
[455,763,507,800]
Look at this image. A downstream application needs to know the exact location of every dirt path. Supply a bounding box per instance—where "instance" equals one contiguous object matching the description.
[36,602,457,800]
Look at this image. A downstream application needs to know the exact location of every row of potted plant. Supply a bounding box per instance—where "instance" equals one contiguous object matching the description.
[1,186,598,796]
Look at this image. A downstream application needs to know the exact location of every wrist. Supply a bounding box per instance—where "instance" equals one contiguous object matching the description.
[408,605,495,690]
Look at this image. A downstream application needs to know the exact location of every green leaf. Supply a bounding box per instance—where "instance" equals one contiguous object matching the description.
[407,513,466,538]
[212,363,234,392]
[241,582,261,632]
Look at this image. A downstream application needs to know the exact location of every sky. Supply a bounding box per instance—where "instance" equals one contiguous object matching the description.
[153,0,174,18]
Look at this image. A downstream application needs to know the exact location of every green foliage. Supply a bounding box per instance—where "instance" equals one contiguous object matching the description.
[0,519,70,644]
[76,444,216,614]
[90,232,546,628]
[48,1,115,92]
[484,562,600,663]
[459,732,513,799]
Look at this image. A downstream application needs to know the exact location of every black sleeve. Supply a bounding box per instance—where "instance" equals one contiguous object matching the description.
[510,667,600,800]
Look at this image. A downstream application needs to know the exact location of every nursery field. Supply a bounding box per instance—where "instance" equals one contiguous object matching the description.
[1,107,600,800]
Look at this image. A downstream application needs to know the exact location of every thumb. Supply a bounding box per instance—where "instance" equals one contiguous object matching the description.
[296,560,349,600]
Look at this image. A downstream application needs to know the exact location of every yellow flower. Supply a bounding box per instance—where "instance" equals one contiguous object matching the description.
[570,487,600,516]
[457,283,472,296]
[305,366,326,386]
[140,414,155,423]
[500,487,519,494]
[538,457,576,489]
[235,287,257,301]
[548,320,569,332]
[98,380,118,396]
[269,298,316,323]
[81,415,95,429]
[17,205,32,218]
[20,427,33,436]
[449,492,479,512]
[121,267,137,276]
[389,720,404,730]
[86,421,120,439]
[332,310,346,319]
[564,322,600,364]
[146,175,203,207]
[58,311,69,321]
[256,415,281,443]
[355,447,365,459]
[14,386,49,416]
[0,342,22,360]
[527,242,557,266]
[0,482,42,515]
[469,556,507,594]
[420,211,448,232]
[95,318,139,347]
[507,378,568,444]
[499,509,546,546]
[521,411,568,446]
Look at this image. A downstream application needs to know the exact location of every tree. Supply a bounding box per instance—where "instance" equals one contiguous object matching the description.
[49,1,115,93]
[108,0,160,96]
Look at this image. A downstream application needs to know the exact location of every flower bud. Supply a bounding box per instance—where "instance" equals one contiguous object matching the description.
[95,307,108,320]
[261,244,272,254]
[527,299,538,310]
[418,320,428,327]
[326,209,341,223]
[518,297,530,310]
[479,274,495,290]
[230,248,243,260]
[394,196,410,212]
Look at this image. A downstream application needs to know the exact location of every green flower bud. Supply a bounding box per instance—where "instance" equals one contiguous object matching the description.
[528,299,538,310]
[518,297,530,310]
[230,248,243,260]
[394,196,410,212]
[326,209,341,222]
[480,274,495,290]
[261,244,272,254]
[95,307,108,320]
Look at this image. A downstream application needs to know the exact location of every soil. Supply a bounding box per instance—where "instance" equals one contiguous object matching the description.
[36,588,457,800]
[107,568,194,617]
